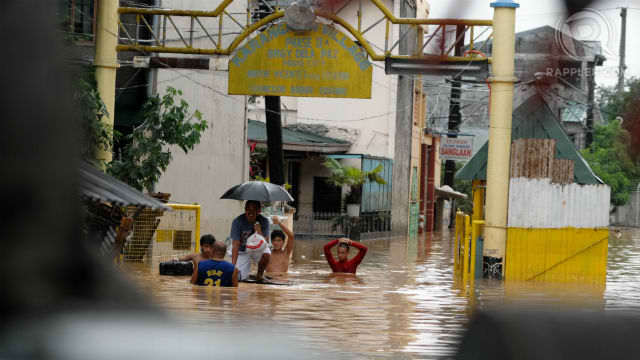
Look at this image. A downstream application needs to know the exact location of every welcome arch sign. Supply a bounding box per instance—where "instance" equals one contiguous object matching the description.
[228,22,372,99]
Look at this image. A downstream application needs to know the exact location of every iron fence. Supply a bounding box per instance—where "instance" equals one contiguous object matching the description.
[293,211,391,238]
[294,212,345,237]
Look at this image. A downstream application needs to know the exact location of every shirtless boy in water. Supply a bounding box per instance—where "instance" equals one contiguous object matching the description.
[266,216,294,273]
[176,234,215,264]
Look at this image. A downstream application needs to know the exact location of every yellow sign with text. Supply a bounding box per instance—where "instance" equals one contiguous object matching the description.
[228,22,372,99]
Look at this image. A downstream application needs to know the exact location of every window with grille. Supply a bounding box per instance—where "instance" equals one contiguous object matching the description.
[312,177,342,213]
[58,0,96,39]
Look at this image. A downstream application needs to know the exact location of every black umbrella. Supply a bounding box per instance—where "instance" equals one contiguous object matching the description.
[220,181,294,202]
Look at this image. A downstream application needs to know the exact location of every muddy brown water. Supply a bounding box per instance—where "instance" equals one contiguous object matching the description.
[122,229,640,359]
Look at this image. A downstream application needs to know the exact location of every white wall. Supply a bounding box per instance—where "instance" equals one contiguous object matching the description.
[508,178,610,228]
[295,0,398,159]
[154,0,249,241]
[244,0,401,159]
[298,157,332,214]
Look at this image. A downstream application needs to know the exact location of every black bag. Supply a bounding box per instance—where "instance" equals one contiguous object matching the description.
[159,261,194,276]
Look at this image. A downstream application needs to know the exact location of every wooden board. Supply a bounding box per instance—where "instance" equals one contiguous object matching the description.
[241,275,293,286]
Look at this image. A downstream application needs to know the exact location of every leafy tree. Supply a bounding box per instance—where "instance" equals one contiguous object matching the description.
[581,119,640,206]
[108,87,208,191]
[322,157,387,205]
[75,66,118,167]
[583,78,640,206]
[598,77,640,158]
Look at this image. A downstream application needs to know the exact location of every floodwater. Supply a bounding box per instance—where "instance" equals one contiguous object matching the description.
[123,228,640,359]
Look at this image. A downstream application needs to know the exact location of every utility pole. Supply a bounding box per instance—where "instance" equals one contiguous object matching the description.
[443,25,465,188]
[94,0,119,167]
[265,96,285,185]
[444,25,465,228]
[617,7,627,96]
[256,4,285,186]
[585,61,595,147]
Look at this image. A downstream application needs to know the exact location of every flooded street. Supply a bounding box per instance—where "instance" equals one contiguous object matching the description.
[124,228,640,359]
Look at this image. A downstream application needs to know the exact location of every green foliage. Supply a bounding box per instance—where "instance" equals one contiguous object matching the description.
[581,119,640,206]
[75,66,119,167]
[598,77,640,121]
[585,79,640,206]
[322,157,387,205]
[108,87,208,191]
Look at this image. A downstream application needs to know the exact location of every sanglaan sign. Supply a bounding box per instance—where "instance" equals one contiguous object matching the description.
[439,137,474,162]
[228,22,372,98]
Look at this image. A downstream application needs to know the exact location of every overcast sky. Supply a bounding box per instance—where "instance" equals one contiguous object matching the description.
[428,0,640,88]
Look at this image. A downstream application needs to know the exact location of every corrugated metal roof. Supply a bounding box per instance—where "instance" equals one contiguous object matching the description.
[248,120,350,147]
[79,161,171,210]
[456,94,602,184]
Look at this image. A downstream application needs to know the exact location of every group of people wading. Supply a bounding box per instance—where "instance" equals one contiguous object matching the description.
[176,200,368,287]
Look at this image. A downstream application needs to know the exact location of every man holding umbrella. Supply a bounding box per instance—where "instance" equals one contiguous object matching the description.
[222,180,295,282]
[230,200,271,282]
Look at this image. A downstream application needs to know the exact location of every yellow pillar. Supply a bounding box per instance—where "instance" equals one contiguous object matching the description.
[94,0,120,165]
[483,0,518,276]
[472,179,485,222]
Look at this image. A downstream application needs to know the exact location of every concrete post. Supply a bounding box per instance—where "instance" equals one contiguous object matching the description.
[483,0,518,278]
[94,0,119,166]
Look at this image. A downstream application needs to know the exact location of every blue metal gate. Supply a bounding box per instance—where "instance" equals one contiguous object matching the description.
[361,156,393,213]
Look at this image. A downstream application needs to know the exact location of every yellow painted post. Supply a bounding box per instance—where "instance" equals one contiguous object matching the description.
[195,205,201,254]
[463,215,471,283]
[454,211,461,276]
[384,19,390,54]
[472,180,485,222]
[94,0,120,166]
[470,221,484,282]
[168,204,201,254]
[218,14,223,50]
[416,26,424,57]
[483,0,518,275]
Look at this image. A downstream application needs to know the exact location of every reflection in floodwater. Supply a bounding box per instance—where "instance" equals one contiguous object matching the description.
[123,229,640,358]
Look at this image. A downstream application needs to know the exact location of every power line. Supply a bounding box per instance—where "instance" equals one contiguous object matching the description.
[543,88,621,118]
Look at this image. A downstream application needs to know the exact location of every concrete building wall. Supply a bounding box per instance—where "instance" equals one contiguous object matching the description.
[294,0,399,159]
[297,157,334,214]
[390,0,417,234]
[154,0,249,241]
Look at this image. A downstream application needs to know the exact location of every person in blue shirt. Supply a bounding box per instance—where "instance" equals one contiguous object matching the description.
[191,239,238,287]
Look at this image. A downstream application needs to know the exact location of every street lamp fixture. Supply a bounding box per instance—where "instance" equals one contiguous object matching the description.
[284,1,316,31]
